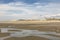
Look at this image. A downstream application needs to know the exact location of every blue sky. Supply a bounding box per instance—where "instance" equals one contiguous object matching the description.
[0,0,60,21]
[0,0,60,4]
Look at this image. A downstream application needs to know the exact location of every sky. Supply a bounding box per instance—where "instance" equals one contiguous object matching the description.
[0,0,60,21]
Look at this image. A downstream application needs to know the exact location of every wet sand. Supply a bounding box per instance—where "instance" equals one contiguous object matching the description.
[5,36,49,40]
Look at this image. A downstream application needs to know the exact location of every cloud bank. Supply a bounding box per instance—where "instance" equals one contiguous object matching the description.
[0,0,60,21]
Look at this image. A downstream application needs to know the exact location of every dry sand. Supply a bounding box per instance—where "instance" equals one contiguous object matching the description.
[0,21,60,40]
[0,21,60,32]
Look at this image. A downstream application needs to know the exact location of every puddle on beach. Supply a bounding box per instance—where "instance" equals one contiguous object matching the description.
[0,28,60,40]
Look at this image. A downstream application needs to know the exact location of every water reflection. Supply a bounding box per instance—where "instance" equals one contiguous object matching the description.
[0,28,60,40]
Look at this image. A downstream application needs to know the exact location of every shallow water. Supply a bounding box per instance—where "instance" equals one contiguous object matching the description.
[0,28,60,40]
[10,30,60,40]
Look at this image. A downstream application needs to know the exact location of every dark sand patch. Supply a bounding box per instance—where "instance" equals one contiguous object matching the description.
[0,33,10,37]
[5,36,49,40]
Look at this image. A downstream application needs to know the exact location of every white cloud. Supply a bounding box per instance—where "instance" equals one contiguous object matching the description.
[0,2,60,21]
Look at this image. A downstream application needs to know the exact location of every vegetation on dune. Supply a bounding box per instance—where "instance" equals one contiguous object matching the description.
[45,17,60,21]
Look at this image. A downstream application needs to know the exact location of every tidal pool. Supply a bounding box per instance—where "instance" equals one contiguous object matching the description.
[0,28,60,40]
